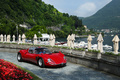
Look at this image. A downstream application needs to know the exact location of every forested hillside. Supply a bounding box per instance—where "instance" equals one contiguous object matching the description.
[0,0,83,38]
[82,0,120,29]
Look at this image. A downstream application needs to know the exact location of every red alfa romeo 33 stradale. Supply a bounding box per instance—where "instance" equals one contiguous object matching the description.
[17,47,67,67]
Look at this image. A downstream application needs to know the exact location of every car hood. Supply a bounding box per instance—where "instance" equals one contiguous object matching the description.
[44,53,65,64]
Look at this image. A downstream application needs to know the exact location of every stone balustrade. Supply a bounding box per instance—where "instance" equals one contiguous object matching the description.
[0,33,120,55]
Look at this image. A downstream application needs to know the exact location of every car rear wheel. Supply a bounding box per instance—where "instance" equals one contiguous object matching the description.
[17,53,22,62]
[38,58,45,68]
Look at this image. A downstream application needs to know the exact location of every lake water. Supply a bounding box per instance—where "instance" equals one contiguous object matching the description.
[56,34,120,51]
[56,35,114,46]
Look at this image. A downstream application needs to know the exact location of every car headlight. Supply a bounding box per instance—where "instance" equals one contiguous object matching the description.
[63,56,66,60]
[47,58,51,62]
[47,58,56,65]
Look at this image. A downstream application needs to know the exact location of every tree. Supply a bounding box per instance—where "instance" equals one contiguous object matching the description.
[25,25,47,39]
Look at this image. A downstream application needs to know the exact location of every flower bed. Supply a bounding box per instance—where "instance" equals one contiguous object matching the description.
[0,59,33,80]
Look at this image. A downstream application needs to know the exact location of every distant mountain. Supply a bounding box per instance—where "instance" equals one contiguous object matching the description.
[82,0,120,29]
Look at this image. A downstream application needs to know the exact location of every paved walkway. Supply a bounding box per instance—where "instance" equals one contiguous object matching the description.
[0,52,120,80]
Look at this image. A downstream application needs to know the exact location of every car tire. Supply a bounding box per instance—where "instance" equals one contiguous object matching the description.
[17,53,22,62]
[38,58,45,68]
[63,63,66,67]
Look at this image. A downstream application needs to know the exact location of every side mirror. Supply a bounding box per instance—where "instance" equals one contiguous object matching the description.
[25,52,28,54]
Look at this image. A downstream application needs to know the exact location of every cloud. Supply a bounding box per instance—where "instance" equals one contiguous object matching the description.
[42,0,112,17]
[75,2,97,17]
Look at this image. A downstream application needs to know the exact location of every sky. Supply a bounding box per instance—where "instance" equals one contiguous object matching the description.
[42,0,112,17]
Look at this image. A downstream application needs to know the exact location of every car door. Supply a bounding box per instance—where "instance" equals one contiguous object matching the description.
[27,49,40,63]
[25,50,35,62]
[21,50,29,60]
[22,49,32,61]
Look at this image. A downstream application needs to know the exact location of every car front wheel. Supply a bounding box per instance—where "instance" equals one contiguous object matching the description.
[17,53,22,62]
[38,58,45,68]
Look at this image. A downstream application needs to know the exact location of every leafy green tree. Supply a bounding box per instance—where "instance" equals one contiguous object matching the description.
[25,25,47,39]
[0,0,84,38]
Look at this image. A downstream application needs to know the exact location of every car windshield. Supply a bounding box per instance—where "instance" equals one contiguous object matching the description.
[36,48,52,54]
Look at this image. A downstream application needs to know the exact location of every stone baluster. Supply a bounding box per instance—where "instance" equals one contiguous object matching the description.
[67,35,71,48]
[22,34,26,43]
[49,34,53,46]
[69,35,72,49]
[13,35,15,42]
[87,35,92,50]
[112,35,119,54]
[7,35,10,43]
[4,35,6,42]
[19,35,21,43]
[33,34,37,45]
[1,34,3,42]
[71,34,75,49]
[52,34,55,47]
[97,33,104,53]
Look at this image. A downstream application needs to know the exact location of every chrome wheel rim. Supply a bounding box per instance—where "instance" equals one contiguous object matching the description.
[18,54,21,60]
[38,59,42,66]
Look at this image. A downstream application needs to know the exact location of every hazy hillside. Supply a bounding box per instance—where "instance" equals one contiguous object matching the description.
[0,0,83,37]
[82,0,120,29]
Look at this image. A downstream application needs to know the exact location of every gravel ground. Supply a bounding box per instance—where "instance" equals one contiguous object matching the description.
[0,51,120,80]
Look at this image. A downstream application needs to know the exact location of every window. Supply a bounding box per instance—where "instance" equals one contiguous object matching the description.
[29,50,33,53]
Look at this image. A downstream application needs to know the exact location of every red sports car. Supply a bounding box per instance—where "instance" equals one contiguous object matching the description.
[17,47,67,67]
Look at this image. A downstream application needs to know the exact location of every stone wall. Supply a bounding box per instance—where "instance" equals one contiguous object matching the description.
[65,54,120,76]
[0,43,120,76]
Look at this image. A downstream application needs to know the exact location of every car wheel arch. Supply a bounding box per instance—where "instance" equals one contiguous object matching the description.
[18,52,22,56]
[18,52,20,54]
[36,56,42,61]
[18,52,23,57]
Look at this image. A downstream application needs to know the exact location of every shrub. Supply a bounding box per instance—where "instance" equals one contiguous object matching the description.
[104,52,120,56]
[104,52,115,55]
[88,49,100,53]
[0,59,33,80]
[74,48,85,51]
